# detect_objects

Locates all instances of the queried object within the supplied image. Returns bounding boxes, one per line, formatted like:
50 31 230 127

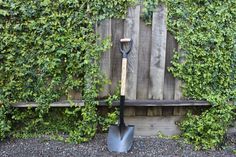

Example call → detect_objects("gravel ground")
0 133 235 157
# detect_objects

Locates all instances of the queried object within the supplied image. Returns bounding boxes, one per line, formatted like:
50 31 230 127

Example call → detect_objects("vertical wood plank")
110 19 124 94
173 107 188 116
163 32 177 100
174 48 184 100
149 4 167 100
123 5 140 99
135 107 147 116
97 19 112 98
137 20 152 99
162 107 173 116
174 80 183 100
147 107 162 116
124 107 136 116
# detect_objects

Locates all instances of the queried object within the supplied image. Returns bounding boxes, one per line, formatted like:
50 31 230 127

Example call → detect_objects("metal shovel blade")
107 124 134 153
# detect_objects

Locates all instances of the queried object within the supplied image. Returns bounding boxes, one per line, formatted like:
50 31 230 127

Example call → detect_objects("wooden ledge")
12 100 209 108
99 99 209 106
12 100 84 108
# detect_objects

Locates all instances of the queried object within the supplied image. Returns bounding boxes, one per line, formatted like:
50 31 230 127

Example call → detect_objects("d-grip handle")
119 38 133 58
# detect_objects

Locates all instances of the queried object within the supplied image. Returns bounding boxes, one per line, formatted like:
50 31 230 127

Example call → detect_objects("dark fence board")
164 32 177 99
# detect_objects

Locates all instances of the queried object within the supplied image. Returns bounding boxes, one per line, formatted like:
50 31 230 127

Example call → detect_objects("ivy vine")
0 0 235 150
166 0 236 149
0 0 133 142
142 0 236 150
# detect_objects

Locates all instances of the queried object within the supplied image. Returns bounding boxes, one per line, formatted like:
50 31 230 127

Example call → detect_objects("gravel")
0 133 235 157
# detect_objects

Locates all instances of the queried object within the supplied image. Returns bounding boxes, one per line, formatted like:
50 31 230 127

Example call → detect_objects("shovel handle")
120 58 127 96
119 38 132 128
119 38 132 58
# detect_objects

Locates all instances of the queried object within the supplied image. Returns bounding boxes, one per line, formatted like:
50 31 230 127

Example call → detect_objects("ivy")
1 0 235 149
141 0 236 149
0 0 133 142
166 0 236 149
141 0 159 24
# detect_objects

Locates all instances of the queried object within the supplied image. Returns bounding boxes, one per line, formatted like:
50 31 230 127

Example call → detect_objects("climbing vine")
0 0 235 149
0 0 133 142
142 0 236 149
166 0 236 149
141 0 158 24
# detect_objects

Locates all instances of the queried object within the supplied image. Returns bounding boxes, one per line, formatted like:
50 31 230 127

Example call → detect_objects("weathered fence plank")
124 107 136 116
149 4 167 100
147 107 162 116
124 5 140 99
174 49 183 100
12 100 84 108
175 80 183 100
110 19 124 94
97 19 112 97
13 100 209 108
162 107 174 116
173 106 189 116
137 20 152 99
125 116 182 136
135 107 147 116
164 32 177 100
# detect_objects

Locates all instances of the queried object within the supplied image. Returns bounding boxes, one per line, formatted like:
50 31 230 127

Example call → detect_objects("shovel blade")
107 125 134 153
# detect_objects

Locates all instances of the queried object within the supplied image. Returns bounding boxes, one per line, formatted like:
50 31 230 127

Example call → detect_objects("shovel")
107 38 135 153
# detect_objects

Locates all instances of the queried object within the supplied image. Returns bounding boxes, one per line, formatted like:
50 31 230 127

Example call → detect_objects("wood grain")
173 107 188 116
162 107 174 116
149 4 167 100
174 41 184 100
125 116 183 136
123 5 140 99
13 100 209 107
12 100 84 107
147 107 162 116
99 99 209 106
120 58 128 96
110 19 124 94
97 19 112 98
137 20 152 99
164 32 177 100
135 107 147 116
124 107 136 116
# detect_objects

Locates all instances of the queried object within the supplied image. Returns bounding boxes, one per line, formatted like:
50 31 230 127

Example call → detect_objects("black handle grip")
119 38 133 58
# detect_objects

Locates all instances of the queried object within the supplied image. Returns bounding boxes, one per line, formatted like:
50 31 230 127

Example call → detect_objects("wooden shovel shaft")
120 58 127 96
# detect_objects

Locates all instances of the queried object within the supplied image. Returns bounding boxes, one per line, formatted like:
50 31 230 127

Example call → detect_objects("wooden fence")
13 5 210 109
97 5 181 100
12 5 212 136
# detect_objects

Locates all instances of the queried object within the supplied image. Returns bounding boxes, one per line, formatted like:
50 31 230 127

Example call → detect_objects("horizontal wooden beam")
12 99 210 108
99 99 209 106
12 100 84 108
